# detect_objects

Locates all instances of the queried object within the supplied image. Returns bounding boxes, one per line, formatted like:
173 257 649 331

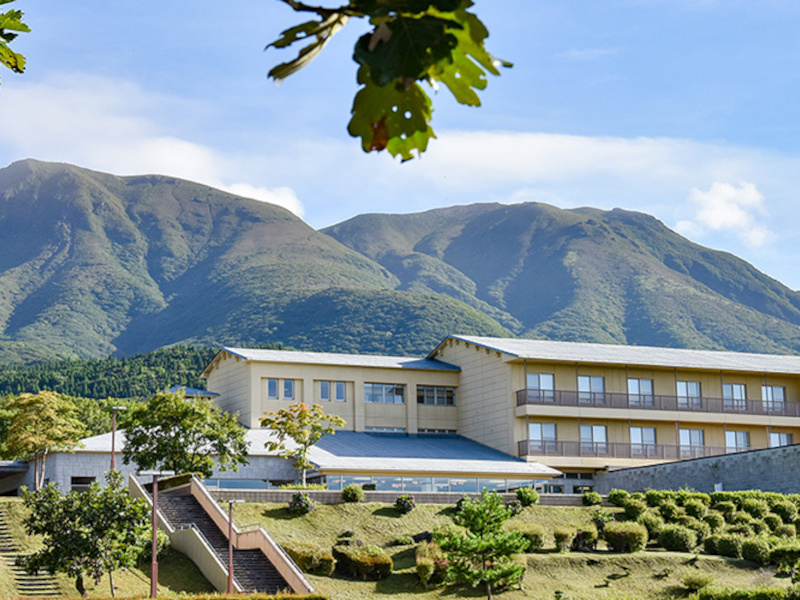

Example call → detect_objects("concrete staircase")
158 493 289 594
0 507 60 598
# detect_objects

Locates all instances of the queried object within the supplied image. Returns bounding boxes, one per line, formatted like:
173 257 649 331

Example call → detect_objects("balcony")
517 439 748 460
515 389 800 417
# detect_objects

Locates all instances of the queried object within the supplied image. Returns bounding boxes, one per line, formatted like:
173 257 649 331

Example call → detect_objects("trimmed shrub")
590 508 614 534
682 570 715 592
714 500 737 518
731 511 756 526
777 524 798 539
341 484 365 503
283 541 335 576
520 526 546 552
715 534 744 558
571 528 599 552
741 537 772 565
554 527 576 552
645 489 666 507
659 501 683 522
771 544 800 578
505 500 523 515
726 523 754 537
774 501 799 524
695 587 793 600
393 536 414 546
288 492 315 516
516 487 540 507
603 521 648 553
395 494 416 515
658 524 698 552
582 491 602 506
623 498 648 521
608 489 630 507
752 519 770 535
742 499 770 519
685 498 708 519
637 511 665 539
764 514 783 532
333 544 393 580
704 511 726 532
704 533 723 555
684 518 712 544
630 491 646 502
415 542 448 586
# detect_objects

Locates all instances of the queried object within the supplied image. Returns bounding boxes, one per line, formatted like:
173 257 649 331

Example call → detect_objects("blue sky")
2 1 800 289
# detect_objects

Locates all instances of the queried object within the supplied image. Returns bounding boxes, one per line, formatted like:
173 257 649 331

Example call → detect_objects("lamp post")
139 470 175 598
227 499 245 594
110 406 127 471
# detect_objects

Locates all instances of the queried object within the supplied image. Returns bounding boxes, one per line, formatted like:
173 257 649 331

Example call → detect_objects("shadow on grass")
437 506 458 518
261 506 294 520
373 506 402 518
375 572 430 595
391 546 417 570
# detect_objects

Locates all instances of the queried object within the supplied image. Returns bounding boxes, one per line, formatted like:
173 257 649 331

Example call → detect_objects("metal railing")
515 389 800 417
174 524 244 592
517 439 757 460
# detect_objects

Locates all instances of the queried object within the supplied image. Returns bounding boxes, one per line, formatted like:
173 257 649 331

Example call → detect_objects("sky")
2 1 800 289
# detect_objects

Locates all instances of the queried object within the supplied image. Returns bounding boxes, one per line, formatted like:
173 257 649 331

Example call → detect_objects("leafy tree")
435 489 529 600
18 470 150 597
0 0 28 84
260 402 346 486
3 391 86 490
268 0 508 160
121 388 249 478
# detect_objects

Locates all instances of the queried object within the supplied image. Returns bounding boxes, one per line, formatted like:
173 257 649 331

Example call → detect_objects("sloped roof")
433 335 800 375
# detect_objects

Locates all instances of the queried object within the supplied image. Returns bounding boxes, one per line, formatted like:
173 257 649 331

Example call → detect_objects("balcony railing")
515 389 800 417
518 439 749 460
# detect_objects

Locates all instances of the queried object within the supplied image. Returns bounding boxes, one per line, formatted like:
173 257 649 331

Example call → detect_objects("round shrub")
333 544 393 580
659 501 682 523
645 489 666 508
770 544 800 576
571 528 599 552
765 514 783 531
715 534 743 558
395 494 416 515
714 500 737 519
591 508 614 534
288 492 315 516
631 492 646 502
776 524 797 539
742 498 771 519
521 526 546 552
704 533 722 555
683 518 712 544
341 484 365 503
416 542 448 586
582 491 603 506
703 511 725 532
637 511 665 539
682 571 715 592
603 521 648 553
773 501 799 524
730 511 755 526
516 487 540 507
726 523 754 536
283 541 336 576
624 498 648 521
751 519 771 535
658 524 698 553
554 527 576 552
684 499 707 519
742 537 773 565
608 489 630 507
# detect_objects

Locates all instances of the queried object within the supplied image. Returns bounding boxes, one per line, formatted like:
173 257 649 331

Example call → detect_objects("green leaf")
267 13 349 83
357 0 462 17
0 5 28 82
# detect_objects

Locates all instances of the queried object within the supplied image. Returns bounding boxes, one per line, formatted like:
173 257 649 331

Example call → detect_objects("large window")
528 422 557 453
630 426 656 455
578 376 605 404
677 380 702 409
526 373 555 401
723 383 747 411
770 432 793 448
580 424 607 454
680 428 705 458
417 386 456 406
725 430 750 453
365 383 405 404
628 379 654 406
319 381 347 402
762 385 786 413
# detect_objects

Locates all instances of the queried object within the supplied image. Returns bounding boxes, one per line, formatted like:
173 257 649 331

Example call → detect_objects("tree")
268 0 507 161
18 470 150 597
260 402 346 487
121 388 249 478
4 391 86 490
0 0 28 84
435 489 529 600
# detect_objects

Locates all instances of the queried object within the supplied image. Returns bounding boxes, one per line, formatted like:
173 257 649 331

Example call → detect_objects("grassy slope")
232 501 786 600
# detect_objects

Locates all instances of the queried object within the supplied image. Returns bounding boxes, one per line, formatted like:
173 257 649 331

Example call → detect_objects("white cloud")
223 183 304 218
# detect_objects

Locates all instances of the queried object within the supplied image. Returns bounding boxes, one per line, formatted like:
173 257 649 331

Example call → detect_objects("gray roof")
436 336 800 375
217 347 460 372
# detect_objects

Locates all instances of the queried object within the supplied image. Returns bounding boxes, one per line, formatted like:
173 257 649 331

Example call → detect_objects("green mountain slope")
0 160 507 363
324 203 800 354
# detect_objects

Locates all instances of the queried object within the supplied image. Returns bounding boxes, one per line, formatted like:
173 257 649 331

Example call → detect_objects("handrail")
173 524 243 592
516 388 800 417
517 439 760 460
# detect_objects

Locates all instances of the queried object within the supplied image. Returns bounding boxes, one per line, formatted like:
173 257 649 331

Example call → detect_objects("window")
679 428 705 457
71 476 95 493
365 383 405 404
419 428 457 435
762 385 786 413
628 378 654 406
320 380 346 402
365 426 405 433
723 383 747 411
267 378 278 399
417 386 456 406
725 430 750 453
578 376 605 404
580 424 607 454
283 379 294 400
677 380 702 409
320 381 330 402
770 432 793 447
630 426 656 455
528 422 557 453
335 381 346 402
526 373 555 401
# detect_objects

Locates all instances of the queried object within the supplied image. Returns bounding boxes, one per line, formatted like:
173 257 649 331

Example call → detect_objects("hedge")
742 537 772 565
416 542 448 586
520 526 546 552
659 524 698 552
333 544 393 580
603 521 648 553
283 541 336 576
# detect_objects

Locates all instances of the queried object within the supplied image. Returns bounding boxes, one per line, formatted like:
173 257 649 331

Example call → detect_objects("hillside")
324 203 800 354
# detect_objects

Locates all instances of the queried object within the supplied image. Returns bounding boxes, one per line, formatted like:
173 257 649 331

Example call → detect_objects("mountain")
323 203 800 354
0 160 507 363
2 158 799 365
